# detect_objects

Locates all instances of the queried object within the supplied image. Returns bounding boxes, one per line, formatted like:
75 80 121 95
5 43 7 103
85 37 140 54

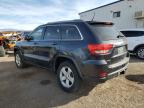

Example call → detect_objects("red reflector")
99 71 107 78
88 44 113 55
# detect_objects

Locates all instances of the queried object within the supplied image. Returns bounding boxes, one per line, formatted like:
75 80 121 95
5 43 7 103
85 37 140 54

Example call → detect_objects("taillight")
88 44 113 55
99 71 107 78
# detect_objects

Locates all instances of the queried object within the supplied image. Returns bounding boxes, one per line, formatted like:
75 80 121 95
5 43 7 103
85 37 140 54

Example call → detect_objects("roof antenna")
91 12 95 22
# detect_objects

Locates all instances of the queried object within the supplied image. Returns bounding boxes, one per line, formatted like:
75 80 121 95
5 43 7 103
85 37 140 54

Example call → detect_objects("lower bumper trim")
108 64 128 76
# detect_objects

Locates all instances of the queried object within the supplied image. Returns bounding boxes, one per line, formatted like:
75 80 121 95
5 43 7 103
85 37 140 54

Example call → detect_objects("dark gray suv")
14 20 129 92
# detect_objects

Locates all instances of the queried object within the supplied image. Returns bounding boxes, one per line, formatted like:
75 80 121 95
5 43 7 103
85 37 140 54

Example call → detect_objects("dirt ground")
0 55 144 108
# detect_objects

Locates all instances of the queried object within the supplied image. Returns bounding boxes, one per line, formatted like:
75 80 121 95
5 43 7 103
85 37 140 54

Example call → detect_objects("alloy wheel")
137 48 144 59
59 66 74 88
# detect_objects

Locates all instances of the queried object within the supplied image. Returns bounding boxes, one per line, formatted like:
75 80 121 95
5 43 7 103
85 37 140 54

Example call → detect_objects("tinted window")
121 31 144 37
61 25 81 40
44 26 60 40
30 27 43 40
88 24 123 41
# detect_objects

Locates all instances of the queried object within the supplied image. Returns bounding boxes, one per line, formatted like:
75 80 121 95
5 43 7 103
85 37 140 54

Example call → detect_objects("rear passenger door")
38 25 61 67
60 24 83 59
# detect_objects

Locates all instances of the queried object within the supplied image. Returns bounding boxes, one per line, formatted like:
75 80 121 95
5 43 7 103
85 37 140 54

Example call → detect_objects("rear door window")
44 26 60 40
88 23 123 41
61 25 81 40
121 31 144 37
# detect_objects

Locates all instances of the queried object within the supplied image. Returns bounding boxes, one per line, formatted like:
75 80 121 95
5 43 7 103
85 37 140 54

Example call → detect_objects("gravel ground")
0 55 144 108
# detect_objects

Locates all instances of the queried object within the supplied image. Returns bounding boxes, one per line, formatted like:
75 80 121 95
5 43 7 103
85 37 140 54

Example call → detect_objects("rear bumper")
81 56 129 80
101 63 128 81
108 64 128 76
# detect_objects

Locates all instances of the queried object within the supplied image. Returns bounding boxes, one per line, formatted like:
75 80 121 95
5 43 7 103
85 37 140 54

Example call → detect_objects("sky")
0 0 118 30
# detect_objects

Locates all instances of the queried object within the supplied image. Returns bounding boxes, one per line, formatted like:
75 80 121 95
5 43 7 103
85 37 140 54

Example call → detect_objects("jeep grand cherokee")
14 20 129 92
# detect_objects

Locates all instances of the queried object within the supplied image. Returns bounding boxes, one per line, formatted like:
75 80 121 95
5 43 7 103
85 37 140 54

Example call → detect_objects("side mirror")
25 35 33 41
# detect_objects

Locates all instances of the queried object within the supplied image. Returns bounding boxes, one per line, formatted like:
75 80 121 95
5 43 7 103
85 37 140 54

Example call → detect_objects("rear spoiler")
86 21 114 25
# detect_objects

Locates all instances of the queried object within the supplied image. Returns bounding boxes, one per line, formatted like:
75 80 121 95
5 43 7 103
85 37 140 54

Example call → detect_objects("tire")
136 47 144 60
15 51 27 68
57 61 80 93
0 46 5 57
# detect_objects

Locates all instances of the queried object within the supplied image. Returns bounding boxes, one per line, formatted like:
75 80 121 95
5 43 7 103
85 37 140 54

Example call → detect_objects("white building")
79 0 144 29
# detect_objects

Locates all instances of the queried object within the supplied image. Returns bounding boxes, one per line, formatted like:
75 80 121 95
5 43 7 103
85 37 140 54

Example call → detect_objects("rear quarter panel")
127 36 144 51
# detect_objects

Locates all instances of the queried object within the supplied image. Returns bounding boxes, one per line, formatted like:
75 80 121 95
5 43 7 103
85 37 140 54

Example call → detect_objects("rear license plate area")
113 46 126 56
117 46 124 54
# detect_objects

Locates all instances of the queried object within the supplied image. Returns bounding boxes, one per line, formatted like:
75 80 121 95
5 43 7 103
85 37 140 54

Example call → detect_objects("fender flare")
134 44 144 52
53 55 83 79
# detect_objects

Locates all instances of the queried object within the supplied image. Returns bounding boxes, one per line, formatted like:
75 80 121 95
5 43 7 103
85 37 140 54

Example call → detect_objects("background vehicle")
0 33 6 56
0 31 22 54
14 20 129 92
120 29 144 59
0 33 5 56
0 46 5 57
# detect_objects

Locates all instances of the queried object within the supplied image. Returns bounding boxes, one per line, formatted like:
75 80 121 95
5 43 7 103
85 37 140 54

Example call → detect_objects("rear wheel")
57 61 80 92
15 51 28 68
136 47 144 59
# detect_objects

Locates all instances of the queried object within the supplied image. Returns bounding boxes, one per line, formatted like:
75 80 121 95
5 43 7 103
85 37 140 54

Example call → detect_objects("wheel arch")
14 46 19 54
54 55 83 79
14 46 22 55
134 44 144 52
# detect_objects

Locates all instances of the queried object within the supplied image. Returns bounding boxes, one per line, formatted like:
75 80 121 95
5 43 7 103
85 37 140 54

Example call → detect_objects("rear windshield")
88 24 123 41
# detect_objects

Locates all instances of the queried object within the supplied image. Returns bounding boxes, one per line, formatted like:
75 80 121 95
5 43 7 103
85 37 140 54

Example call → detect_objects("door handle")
51 43 57 45
34 42 38 45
